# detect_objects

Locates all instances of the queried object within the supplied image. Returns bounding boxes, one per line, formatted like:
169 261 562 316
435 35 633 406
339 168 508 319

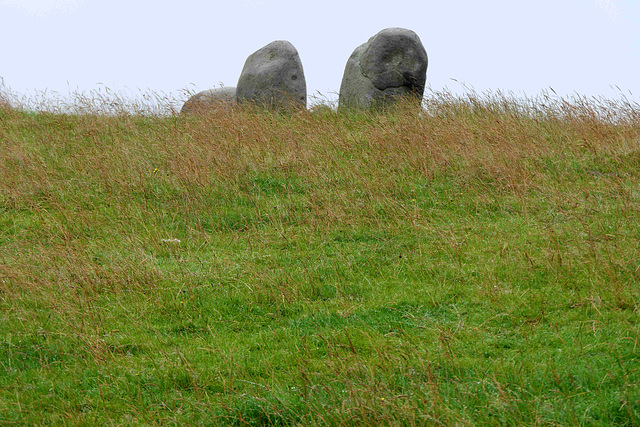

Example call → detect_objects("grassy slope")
0 95 639 425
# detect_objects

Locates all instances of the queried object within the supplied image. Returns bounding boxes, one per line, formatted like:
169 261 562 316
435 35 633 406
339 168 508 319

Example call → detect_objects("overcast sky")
1 0 639 106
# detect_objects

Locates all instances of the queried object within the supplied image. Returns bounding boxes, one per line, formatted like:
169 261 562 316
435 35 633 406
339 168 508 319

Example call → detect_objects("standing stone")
339 28 428 111
181 87 236 114
236 40 307 110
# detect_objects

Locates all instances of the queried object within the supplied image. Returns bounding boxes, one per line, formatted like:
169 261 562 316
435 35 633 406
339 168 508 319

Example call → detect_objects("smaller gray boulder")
236 40 306 110
181 87 236 114
339 28 428 111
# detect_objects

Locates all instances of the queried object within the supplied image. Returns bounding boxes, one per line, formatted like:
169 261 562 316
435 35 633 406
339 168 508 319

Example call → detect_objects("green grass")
0 92 639 425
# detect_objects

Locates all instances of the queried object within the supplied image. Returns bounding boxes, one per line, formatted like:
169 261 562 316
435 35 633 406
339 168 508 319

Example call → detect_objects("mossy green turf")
0 105 638 425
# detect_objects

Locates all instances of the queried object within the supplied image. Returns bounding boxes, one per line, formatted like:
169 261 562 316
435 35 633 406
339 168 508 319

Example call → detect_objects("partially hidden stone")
339 28 428 111
181 87 236 114
236 40 307 110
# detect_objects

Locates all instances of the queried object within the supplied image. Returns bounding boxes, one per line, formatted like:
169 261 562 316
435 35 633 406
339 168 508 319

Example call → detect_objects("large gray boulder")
181 87 236 114
236 40 307 110
339 28 428 111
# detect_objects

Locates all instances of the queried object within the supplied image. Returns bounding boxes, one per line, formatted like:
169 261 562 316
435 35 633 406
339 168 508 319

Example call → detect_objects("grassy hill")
1 92 639 425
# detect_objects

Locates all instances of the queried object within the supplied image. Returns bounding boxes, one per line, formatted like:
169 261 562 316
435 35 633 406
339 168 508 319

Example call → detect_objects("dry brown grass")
3 90 640 294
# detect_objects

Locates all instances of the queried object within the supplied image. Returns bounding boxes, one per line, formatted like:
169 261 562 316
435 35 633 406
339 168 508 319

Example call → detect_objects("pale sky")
1 0 639 107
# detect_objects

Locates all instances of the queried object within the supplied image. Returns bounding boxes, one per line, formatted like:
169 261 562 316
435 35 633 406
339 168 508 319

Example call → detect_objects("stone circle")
236 40 307 110
339 28 428 110
181 87 236 114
